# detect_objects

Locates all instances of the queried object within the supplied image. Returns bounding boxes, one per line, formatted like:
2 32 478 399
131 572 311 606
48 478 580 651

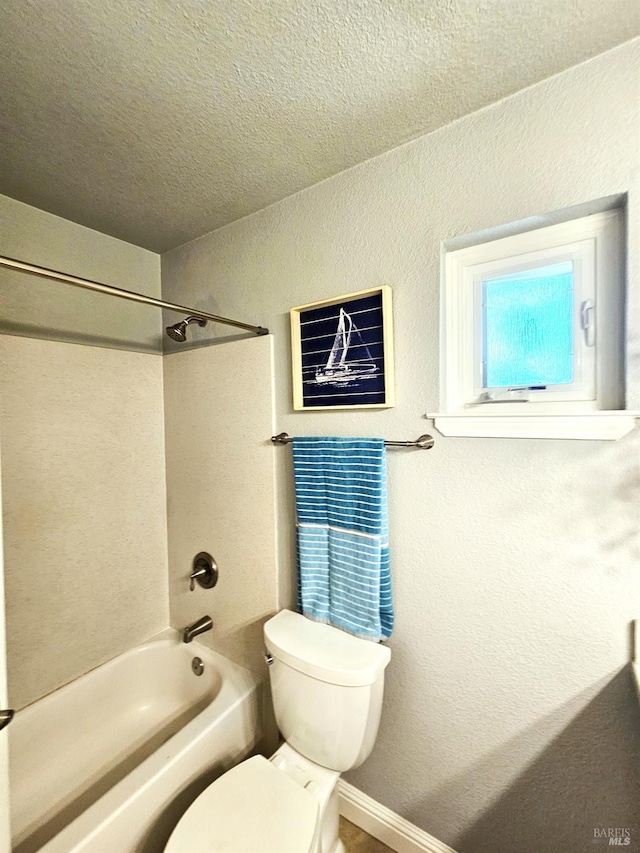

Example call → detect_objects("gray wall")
161 41 640 852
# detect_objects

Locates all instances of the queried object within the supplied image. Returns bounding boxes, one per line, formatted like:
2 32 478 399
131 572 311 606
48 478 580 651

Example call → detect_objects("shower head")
166 316 207 342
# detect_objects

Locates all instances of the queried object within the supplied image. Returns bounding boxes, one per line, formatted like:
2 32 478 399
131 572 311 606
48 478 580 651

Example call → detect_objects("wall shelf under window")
426 411 639 441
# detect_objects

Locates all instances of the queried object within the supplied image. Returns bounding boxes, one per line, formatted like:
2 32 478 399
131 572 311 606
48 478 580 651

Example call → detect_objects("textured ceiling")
1 1 639 253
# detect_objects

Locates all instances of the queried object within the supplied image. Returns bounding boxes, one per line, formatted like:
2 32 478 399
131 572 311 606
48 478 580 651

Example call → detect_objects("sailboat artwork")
313 307 379 386
291 287 395 410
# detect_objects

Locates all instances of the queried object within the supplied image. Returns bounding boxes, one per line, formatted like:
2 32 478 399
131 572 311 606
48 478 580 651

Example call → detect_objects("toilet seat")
164 755 319 853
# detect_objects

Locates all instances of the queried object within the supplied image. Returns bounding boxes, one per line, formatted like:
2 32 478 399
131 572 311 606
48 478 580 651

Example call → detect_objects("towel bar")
271 432 434 449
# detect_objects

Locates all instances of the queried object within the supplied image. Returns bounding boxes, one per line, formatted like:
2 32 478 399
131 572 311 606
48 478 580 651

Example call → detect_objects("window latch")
581 299 595 347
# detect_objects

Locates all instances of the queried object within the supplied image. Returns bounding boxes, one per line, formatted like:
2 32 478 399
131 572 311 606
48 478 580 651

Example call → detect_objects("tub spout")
183 615 213 643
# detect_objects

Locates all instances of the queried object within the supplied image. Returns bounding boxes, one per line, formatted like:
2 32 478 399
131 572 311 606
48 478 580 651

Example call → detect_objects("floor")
339 817 395 852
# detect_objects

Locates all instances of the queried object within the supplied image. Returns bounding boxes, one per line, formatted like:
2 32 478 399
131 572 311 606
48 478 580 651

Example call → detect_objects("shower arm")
0 255 269 337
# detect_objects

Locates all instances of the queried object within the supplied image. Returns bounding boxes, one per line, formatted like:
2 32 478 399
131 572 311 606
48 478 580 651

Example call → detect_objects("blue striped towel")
293 436 393 641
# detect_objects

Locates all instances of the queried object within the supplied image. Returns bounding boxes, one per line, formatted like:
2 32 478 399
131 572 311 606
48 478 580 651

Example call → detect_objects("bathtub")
9 629 263 853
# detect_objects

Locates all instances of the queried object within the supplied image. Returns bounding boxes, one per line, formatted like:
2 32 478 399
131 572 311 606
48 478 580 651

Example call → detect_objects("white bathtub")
9 629 263 853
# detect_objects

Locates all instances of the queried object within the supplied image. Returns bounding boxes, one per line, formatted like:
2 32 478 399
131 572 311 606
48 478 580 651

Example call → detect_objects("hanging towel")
293 436 393 641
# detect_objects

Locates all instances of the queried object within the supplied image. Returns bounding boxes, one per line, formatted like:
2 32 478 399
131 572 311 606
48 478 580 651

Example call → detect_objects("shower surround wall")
161 41 640 853
0 195 169 710
163 335 278 677
0 195 162 351
0 193 279 712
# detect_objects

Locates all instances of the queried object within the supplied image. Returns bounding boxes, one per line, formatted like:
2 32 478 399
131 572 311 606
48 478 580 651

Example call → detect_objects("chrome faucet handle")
189 567 207 592
189 553 219 591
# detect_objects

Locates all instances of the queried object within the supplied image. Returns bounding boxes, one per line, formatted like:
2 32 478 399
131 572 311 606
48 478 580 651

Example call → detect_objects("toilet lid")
164 756 319 853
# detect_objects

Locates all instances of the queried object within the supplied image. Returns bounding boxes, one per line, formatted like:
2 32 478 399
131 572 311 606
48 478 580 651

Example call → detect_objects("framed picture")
290 286 394 410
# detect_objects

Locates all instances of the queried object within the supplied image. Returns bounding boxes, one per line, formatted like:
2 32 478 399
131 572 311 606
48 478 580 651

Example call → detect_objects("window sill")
425 411 640 440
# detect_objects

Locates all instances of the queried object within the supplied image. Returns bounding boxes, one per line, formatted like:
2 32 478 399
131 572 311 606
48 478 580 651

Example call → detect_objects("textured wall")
163 336 278 676
0 199 168 710
0 337 169 710
161 42 640 851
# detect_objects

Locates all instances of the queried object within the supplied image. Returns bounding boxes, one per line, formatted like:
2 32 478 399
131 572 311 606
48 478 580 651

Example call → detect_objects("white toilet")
164 609 391 853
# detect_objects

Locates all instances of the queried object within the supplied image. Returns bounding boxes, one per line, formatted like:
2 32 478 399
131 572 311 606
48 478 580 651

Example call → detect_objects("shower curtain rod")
271 432 435 449
0 255 269 336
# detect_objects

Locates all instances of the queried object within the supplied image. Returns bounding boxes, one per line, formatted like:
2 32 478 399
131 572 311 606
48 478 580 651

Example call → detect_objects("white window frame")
430 208 636 440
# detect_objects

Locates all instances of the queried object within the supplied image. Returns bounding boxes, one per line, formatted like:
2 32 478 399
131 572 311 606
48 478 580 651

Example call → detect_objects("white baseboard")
338 780 458 853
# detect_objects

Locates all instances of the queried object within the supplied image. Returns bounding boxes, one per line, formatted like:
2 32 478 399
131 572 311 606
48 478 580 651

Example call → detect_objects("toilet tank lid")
264 610 391 687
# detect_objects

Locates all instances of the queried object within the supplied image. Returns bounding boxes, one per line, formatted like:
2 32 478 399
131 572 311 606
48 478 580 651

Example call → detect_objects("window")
431 207 635 439
482 261 577 390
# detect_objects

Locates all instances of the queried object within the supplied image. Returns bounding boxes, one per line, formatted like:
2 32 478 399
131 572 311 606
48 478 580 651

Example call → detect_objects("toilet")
164 609 391 853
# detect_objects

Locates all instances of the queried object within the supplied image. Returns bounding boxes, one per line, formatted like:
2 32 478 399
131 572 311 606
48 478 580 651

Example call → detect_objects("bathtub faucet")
183 615 213 643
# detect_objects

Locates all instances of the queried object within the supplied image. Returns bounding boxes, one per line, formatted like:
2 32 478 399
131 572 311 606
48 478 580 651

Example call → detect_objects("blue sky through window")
483 262 574 388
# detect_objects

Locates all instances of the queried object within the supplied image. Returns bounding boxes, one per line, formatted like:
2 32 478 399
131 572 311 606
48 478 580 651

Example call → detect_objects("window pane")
483 262 574 388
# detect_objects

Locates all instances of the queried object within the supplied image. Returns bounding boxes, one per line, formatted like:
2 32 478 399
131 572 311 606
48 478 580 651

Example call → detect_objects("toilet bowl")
163 754 321 853
164 610 391 853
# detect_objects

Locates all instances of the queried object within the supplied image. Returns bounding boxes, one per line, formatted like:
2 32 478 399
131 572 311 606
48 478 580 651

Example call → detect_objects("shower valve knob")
189 568 207 591
189 552 218 591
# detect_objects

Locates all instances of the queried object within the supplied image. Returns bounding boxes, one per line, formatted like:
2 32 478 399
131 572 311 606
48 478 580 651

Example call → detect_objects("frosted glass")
483 262 574 388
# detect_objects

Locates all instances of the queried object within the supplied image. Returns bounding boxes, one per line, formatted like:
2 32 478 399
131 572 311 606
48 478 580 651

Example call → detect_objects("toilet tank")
264 610 391 772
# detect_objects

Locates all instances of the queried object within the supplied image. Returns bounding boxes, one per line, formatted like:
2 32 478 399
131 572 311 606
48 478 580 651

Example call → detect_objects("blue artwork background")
299 292 386 407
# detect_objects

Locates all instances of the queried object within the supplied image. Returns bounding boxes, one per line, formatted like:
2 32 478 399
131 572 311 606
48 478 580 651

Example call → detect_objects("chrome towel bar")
271 432 434 449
